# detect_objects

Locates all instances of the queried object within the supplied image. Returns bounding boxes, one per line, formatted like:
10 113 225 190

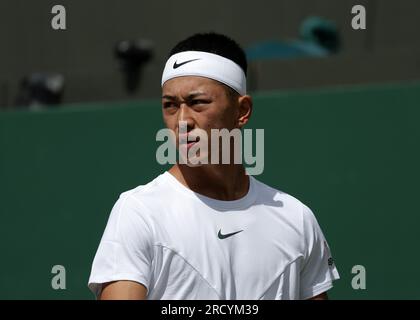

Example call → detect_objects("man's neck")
168 163 250 201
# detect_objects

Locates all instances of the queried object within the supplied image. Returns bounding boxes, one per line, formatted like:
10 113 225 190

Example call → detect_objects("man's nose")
178 103 194 131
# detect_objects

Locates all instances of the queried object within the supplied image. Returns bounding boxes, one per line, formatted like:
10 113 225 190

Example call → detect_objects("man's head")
161 32 252 165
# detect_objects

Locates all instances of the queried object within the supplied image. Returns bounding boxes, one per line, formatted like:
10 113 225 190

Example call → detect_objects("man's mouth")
187 136 200 149
179 134 200 149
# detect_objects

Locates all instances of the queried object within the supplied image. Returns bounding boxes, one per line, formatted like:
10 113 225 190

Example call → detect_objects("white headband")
161 51 247 95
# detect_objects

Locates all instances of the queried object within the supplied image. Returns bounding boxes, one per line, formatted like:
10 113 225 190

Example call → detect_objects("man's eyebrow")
186 92 207 99
162 92 208 100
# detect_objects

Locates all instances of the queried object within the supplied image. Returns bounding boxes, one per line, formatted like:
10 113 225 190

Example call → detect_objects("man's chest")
149 206 303 297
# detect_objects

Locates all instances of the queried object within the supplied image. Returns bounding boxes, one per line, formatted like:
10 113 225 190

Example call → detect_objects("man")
88 32 340 300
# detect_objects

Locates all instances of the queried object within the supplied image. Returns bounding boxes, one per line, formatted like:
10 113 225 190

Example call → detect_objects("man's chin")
178 153 209 168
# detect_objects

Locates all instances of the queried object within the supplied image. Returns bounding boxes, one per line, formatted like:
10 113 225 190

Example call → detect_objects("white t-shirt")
88 171 340 299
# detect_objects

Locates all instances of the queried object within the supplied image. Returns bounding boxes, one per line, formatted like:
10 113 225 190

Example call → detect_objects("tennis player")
88 32 340 300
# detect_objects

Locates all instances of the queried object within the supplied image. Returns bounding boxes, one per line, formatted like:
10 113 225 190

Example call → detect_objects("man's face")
162 76 242 164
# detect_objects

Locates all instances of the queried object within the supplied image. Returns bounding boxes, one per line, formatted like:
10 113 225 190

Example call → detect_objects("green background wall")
1 82 419 299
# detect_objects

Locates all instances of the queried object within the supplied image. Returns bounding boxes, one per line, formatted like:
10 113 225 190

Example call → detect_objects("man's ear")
237 95 253 128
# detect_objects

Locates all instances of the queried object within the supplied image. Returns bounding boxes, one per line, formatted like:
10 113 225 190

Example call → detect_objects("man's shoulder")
251 177 321 230
254 178 324 236
120 173 165 198
114 172 169 212
251 176 307 212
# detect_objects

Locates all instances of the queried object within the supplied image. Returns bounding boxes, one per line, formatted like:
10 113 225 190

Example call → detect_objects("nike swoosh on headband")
173 58 201 69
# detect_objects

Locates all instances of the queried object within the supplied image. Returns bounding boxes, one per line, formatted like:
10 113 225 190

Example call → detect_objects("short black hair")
169 32 248 76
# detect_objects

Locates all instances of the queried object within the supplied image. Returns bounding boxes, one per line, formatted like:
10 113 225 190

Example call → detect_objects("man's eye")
163 102 177 109
191 100 209 105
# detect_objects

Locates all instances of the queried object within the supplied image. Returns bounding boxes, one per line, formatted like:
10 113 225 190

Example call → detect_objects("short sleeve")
300 204 340 299
87 193 154 299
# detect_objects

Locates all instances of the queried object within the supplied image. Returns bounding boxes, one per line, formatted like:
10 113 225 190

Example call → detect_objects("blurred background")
0 0 419 299
1 0 419 107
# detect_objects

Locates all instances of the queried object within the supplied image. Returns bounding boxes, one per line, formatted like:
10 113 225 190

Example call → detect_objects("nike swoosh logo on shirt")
173 58 200 69
218 229 244 239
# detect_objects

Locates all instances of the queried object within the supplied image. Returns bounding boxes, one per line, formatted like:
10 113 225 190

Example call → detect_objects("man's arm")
308 292 328 300
99 281 148 300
